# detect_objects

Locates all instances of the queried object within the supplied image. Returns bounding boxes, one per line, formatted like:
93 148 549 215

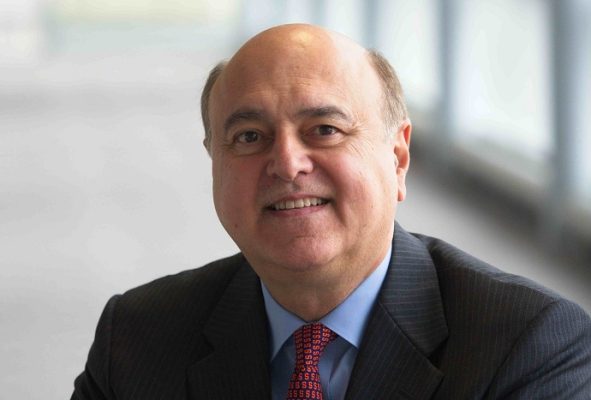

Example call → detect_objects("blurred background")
1 0 590 398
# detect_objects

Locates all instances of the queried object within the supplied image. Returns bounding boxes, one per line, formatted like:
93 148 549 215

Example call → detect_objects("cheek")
213 160 238 215
353 163 397 223
333 149 396 198
213 158 260 217
324 157 376 225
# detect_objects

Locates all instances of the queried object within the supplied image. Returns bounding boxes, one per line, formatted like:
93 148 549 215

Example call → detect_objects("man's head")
201 24 411 314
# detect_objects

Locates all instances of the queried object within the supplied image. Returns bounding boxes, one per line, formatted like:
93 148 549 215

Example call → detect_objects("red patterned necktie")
286 323 337 400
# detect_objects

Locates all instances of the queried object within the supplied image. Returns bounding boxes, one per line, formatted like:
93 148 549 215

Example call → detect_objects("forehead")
209 31 382 124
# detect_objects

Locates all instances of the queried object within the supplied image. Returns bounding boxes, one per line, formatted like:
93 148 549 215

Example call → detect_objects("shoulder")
411 233 591 397
110 253 257 390
91 253 252 358
112 252 248 324
120 253 246 302
414 233 589 330
414 233 567 314
72 253 254 398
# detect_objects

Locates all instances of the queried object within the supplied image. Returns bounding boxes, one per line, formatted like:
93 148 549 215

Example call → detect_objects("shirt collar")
261 246 391 360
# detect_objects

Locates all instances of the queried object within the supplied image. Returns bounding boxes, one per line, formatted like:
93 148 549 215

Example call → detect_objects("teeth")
272 198 327 211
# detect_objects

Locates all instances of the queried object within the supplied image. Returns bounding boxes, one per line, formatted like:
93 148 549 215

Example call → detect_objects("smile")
270 197 329 211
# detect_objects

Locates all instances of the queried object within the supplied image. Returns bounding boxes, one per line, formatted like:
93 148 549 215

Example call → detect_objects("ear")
202 137 212 157
394 119 412 202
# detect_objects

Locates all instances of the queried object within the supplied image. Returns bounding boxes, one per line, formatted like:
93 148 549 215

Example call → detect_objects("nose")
266 132 314 182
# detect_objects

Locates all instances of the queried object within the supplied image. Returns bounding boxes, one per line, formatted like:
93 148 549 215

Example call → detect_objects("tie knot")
293 323 336 368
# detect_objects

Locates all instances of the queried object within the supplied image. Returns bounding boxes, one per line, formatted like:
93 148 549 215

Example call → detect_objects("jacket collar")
345 223 448 400
186 256 271 399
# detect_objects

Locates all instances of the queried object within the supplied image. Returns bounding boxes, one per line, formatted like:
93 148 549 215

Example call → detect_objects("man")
72 24 591 399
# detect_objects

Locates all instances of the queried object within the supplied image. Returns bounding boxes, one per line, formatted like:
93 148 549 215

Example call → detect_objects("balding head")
201 24 407 153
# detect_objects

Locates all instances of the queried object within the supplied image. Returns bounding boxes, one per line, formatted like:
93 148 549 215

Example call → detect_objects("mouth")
266 197 329 211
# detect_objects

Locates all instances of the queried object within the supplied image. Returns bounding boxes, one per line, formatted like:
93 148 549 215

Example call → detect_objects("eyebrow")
222 105 351 134
296 106 351 122
223 109 266 134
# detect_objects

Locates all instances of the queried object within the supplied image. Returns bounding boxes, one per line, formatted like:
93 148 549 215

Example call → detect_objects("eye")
228 129 271 155
303 124 345 147
314 125 339 136
235 130 260 144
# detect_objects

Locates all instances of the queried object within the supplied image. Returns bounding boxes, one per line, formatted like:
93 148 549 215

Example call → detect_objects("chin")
239 231 344 270
275 246 339 271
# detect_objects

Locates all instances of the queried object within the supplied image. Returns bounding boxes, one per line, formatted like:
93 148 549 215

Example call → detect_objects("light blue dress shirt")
261 248 391 400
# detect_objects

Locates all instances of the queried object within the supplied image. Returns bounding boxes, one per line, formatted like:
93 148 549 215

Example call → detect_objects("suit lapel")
346 224 449 400
187 258 271 400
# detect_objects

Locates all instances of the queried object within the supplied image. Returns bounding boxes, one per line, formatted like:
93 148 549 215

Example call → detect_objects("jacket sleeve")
71 295 120 400
486 298 591 399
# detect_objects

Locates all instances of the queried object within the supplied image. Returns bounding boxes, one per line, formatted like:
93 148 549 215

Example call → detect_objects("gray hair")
201 60 227 153
366 49 408 137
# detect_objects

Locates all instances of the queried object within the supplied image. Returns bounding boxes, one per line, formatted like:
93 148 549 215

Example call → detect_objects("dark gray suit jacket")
72 224 591 399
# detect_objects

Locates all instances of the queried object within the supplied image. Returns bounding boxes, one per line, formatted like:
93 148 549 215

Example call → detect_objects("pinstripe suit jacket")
72 224 591 399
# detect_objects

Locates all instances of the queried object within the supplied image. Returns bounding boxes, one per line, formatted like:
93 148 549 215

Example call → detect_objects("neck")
262 259 381 321
266 283 350 322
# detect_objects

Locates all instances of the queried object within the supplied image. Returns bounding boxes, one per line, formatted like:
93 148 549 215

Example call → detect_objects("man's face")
208 27 410 288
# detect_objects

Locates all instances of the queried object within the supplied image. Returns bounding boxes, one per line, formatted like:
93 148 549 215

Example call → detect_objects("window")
452 0 552 170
